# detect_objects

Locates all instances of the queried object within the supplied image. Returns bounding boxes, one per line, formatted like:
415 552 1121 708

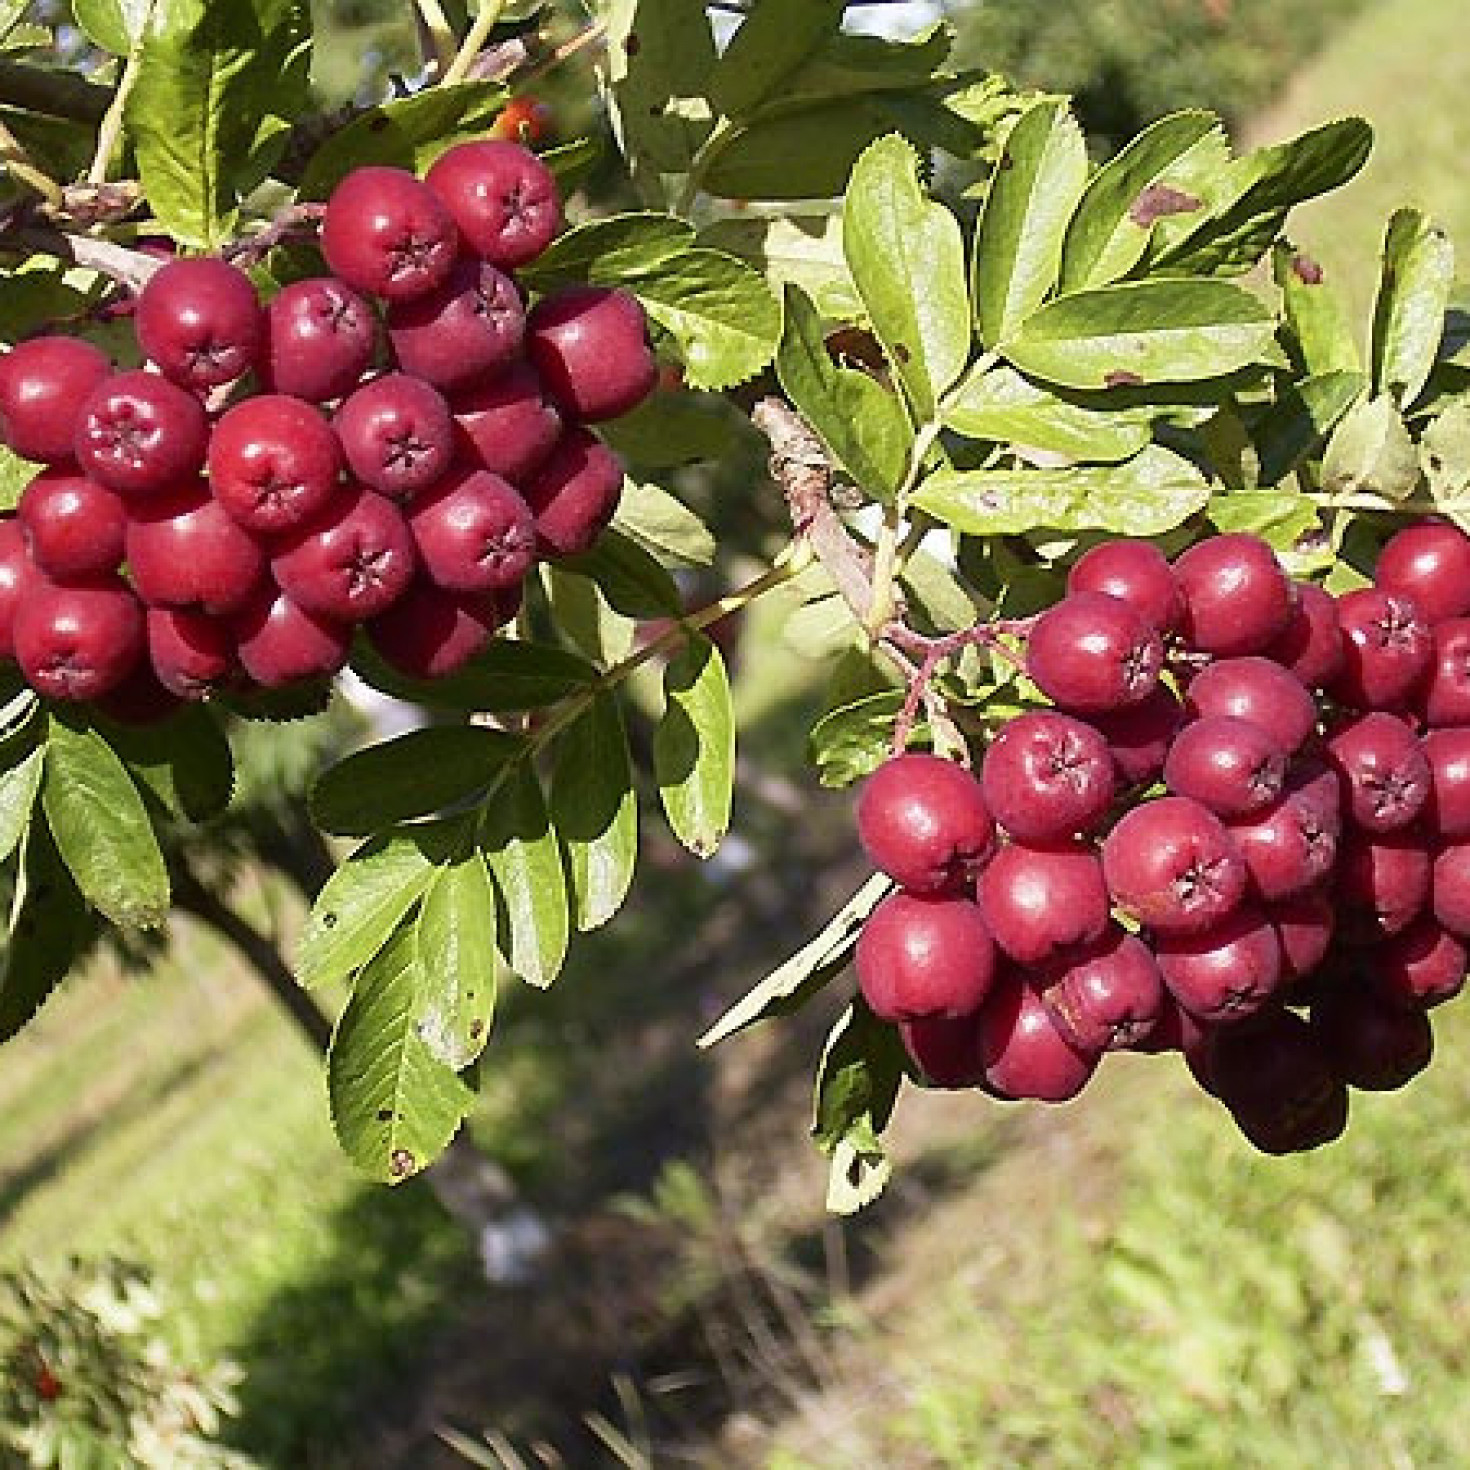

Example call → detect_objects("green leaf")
126 0 312 247
1207 490 1321 552
1253 370 1365 486
328 926 474 1185
812 1000 905 1216
479 763 568 990
775 285 912 500
298 818 469 990
1371 208 1454 411
0 824 90 1045
843 133 970 419
1422 398 1470 531
1272 244 1361 376
73 0 153 54
41 714 168 929
776 22 954 109
0 742 42 867
543 566 637 667
1060 111 1221 291
699 872 892 1048
653 632 734 859
521 212 694 290
350 638 599 713
612 481 716 567
1321 394 1420 505
101 704 234 824
0 448 38 512
808 691 912 788
311 726 522 838
414 850 498 1071
1001 279 1276 392
550 692 638 932
561 526 683 618
913 444 1210 538
973 101 1089 347
942 364 1152 463
706 0 843 120
698 213 859 321
599 391 736 471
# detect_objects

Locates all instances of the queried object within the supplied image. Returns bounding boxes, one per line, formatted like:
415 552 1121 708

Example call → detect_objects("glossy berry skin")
526 287 658 423
272 486 417 623
1174 533 1294 656
1335 830 1431 944
1025 591 1162 714
1164 715 1288 818
424 140 561 269
1325 712 1429 834
1228 790 1337 902
1420 617 1470 727
1209 1013 1348 1155
320 166 459 302
1269 890 1335 978
1422 727 1470 839
134 257 263 389
1287 759 1344 838
451 361 562 481
1102 796 1247 935
856 753 995 895
1183 656 1318 754
367 580 510 681
75 370 208 497
18 469 126 579
1375 521 1470 623
1040 928 1163 1053
208 395 342 534
979 710 1115 844
1084 686 1183 786
407 467 535 595
0 337 110 462
978 976 1096 1103
1432 842 1470 940
386 258 525 392
855 891 997 1022
1329 588 1431 711
1370 918 1467 1010
147 607 235 699
1313 988 1433 1091
899 1016 985 1089
1155 906 1282 1022
335 373 454 503
978 842 1110 966
127 481 268 616
261 277 378 403
1066 539 1181 633
0 518 30 660
1264 582 1344 689
14 576 143 700
523 427 624 559
230 586 351 688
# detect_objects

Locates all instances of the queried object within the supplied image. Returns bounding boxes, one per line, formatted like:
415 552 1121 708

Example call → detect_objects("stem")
88 29 150 185
414 0 459 75
677 119 736 215
442 0 507 87
9 227 163 291
225 202 326 266
0 118 61 209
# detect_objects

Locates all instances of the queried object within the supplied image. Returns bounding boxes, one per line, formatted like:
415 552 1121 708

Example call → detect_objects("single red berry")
230 586 351 687
147 607 236 699
978 974 1096 1103
1370 917 1467 1010
526 286 659 423
1025 591 1162 714
35 1365 61 1402
18 468 126 579
1183 655 1318 753
1335 829 1431 944
1419 616 1470 727
126 479 269 615
1155 905 1283 1022
980 710 1115 844
978 841 1110 966
855 753 995 894
451 361 562 482
1066 539 1182 633
1312 986 1433 1091
367 579 511 680
14 575 143 700
1227 788 1338 902
320 166 459 302
900 1014 986 1089
523 427 624 559
0 518 30 661
855 890 997 1021
1163 715 1288 818
1129 990 1213 1056
424 139 561 269
387 258 525 392
135 257 263 389
335 373 454 503
1039 927 1164 1052
1423 727 1470 839
1263 582 1344 689
490 96 554 146
1432 841 1470 940
1375 521 1470 623
1329 587 1431 711
75 369 209 497
208 394 343 534
0 336 110 462
407 466 536 595
1268 889 1335 978
1174 533 1295 656
1325 711 1430 833
1083 686 1183 786
261 276 379 403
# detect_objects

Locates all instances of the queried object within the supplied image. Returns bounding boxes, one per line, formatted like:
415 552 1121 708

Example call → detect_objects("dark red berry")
147 607 235 699
1432 841 1470 940
407 466 535 595
1313 986 1433 1091
96 661 183 726
1268 889 1335 978
75 369 209 497
135 257 263 389
126 479 268 615
1263 582 1344 689
1325 711 1429 833
1329 587 1431 711
523 427 624 559
367 579 511 680
978 841 1110 965
1164 715 1288 818
451 361 562 481
1335 829 1432 943
320 166 459 302
1370 917 1467 1010
1423 727 1470 839
978 975 1096 1102
1209 1011 1348 1154
1066 539 1181 633
900 1015 985 1089
1155 905 1282 1022
1039 927 1164 1052
856 890 997 1021
855 753 995 894
261 276 379 403
526 286 658 423
1375 521 1470 623
1183 656 1318 754
386 258 525 393
979 710 1115 844
0 518 30 661
1174 533 1294 656
1025 591 1162 714
335 373 454 503
230 586 351 687
208 394 342 534
0 336 110 462
1420 617 1470 727
424 139 561 269
1228 788 1338 901
14 575 143 700
18 468 126 578
1084 686 1183 786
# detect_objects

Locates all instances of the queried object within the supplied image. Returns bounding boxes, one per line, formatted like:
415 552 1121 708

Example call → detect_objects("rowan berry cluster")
856 524 1470 1154
0 140 656 720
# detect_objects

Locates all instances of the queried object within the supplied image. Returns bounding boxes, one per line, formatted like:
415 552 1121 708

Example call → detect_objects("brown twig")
224 202 327 266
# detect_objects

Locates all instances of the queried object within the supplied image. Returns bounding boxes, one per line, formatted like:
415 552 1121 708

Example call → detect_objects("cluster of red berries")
0 140 657 720
855 523 1470 1154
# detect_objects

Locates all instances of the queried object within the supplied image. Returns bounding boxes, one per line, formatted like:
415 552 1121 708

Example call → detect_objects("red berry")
1025 591 1162 714
0 336 110 462
1419 616 1470 726
855 753 994 894
1039 927 1164 1052
523 427 624 559
126 479 269 615
900 1015 985 1089
387 258 525 392
979 710 1115 844
18 468 126 578
855 890 997 1021
230 586 351 687
451 361 562 482
1174 533 1294 656
1335 829 1431 943
1313 986 1433 1091
1101 796 1247 934
1209 1011 1347 1154
135 257 263 389
1155 905 1282 1022
1268 889 1335 978
1183 656 1318 754
424 140 561 269
208 394 342 534
14 575 143 700
335 373 454 503
260 277 378 403
0 518 30 661
1329 587 1431 711
1164 715 1288 818
75 369 208 497
1083 686 1183 786
1423 727 1470 839
271 486 417 623
147 608 235 699
407 466 535 595
978 841 1110 966
490 96 554 146
1325 711 1429 833
978 975 1096 1102
1130 990 1213 1056
1227 788 1338 901
1432 841 1470 940
367 579 511 680
320 166 459 302
1375 521 1470 623
1370 917 1467 1010
1263 582 1344 689
1066 539 1182 633
526 286 658 423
